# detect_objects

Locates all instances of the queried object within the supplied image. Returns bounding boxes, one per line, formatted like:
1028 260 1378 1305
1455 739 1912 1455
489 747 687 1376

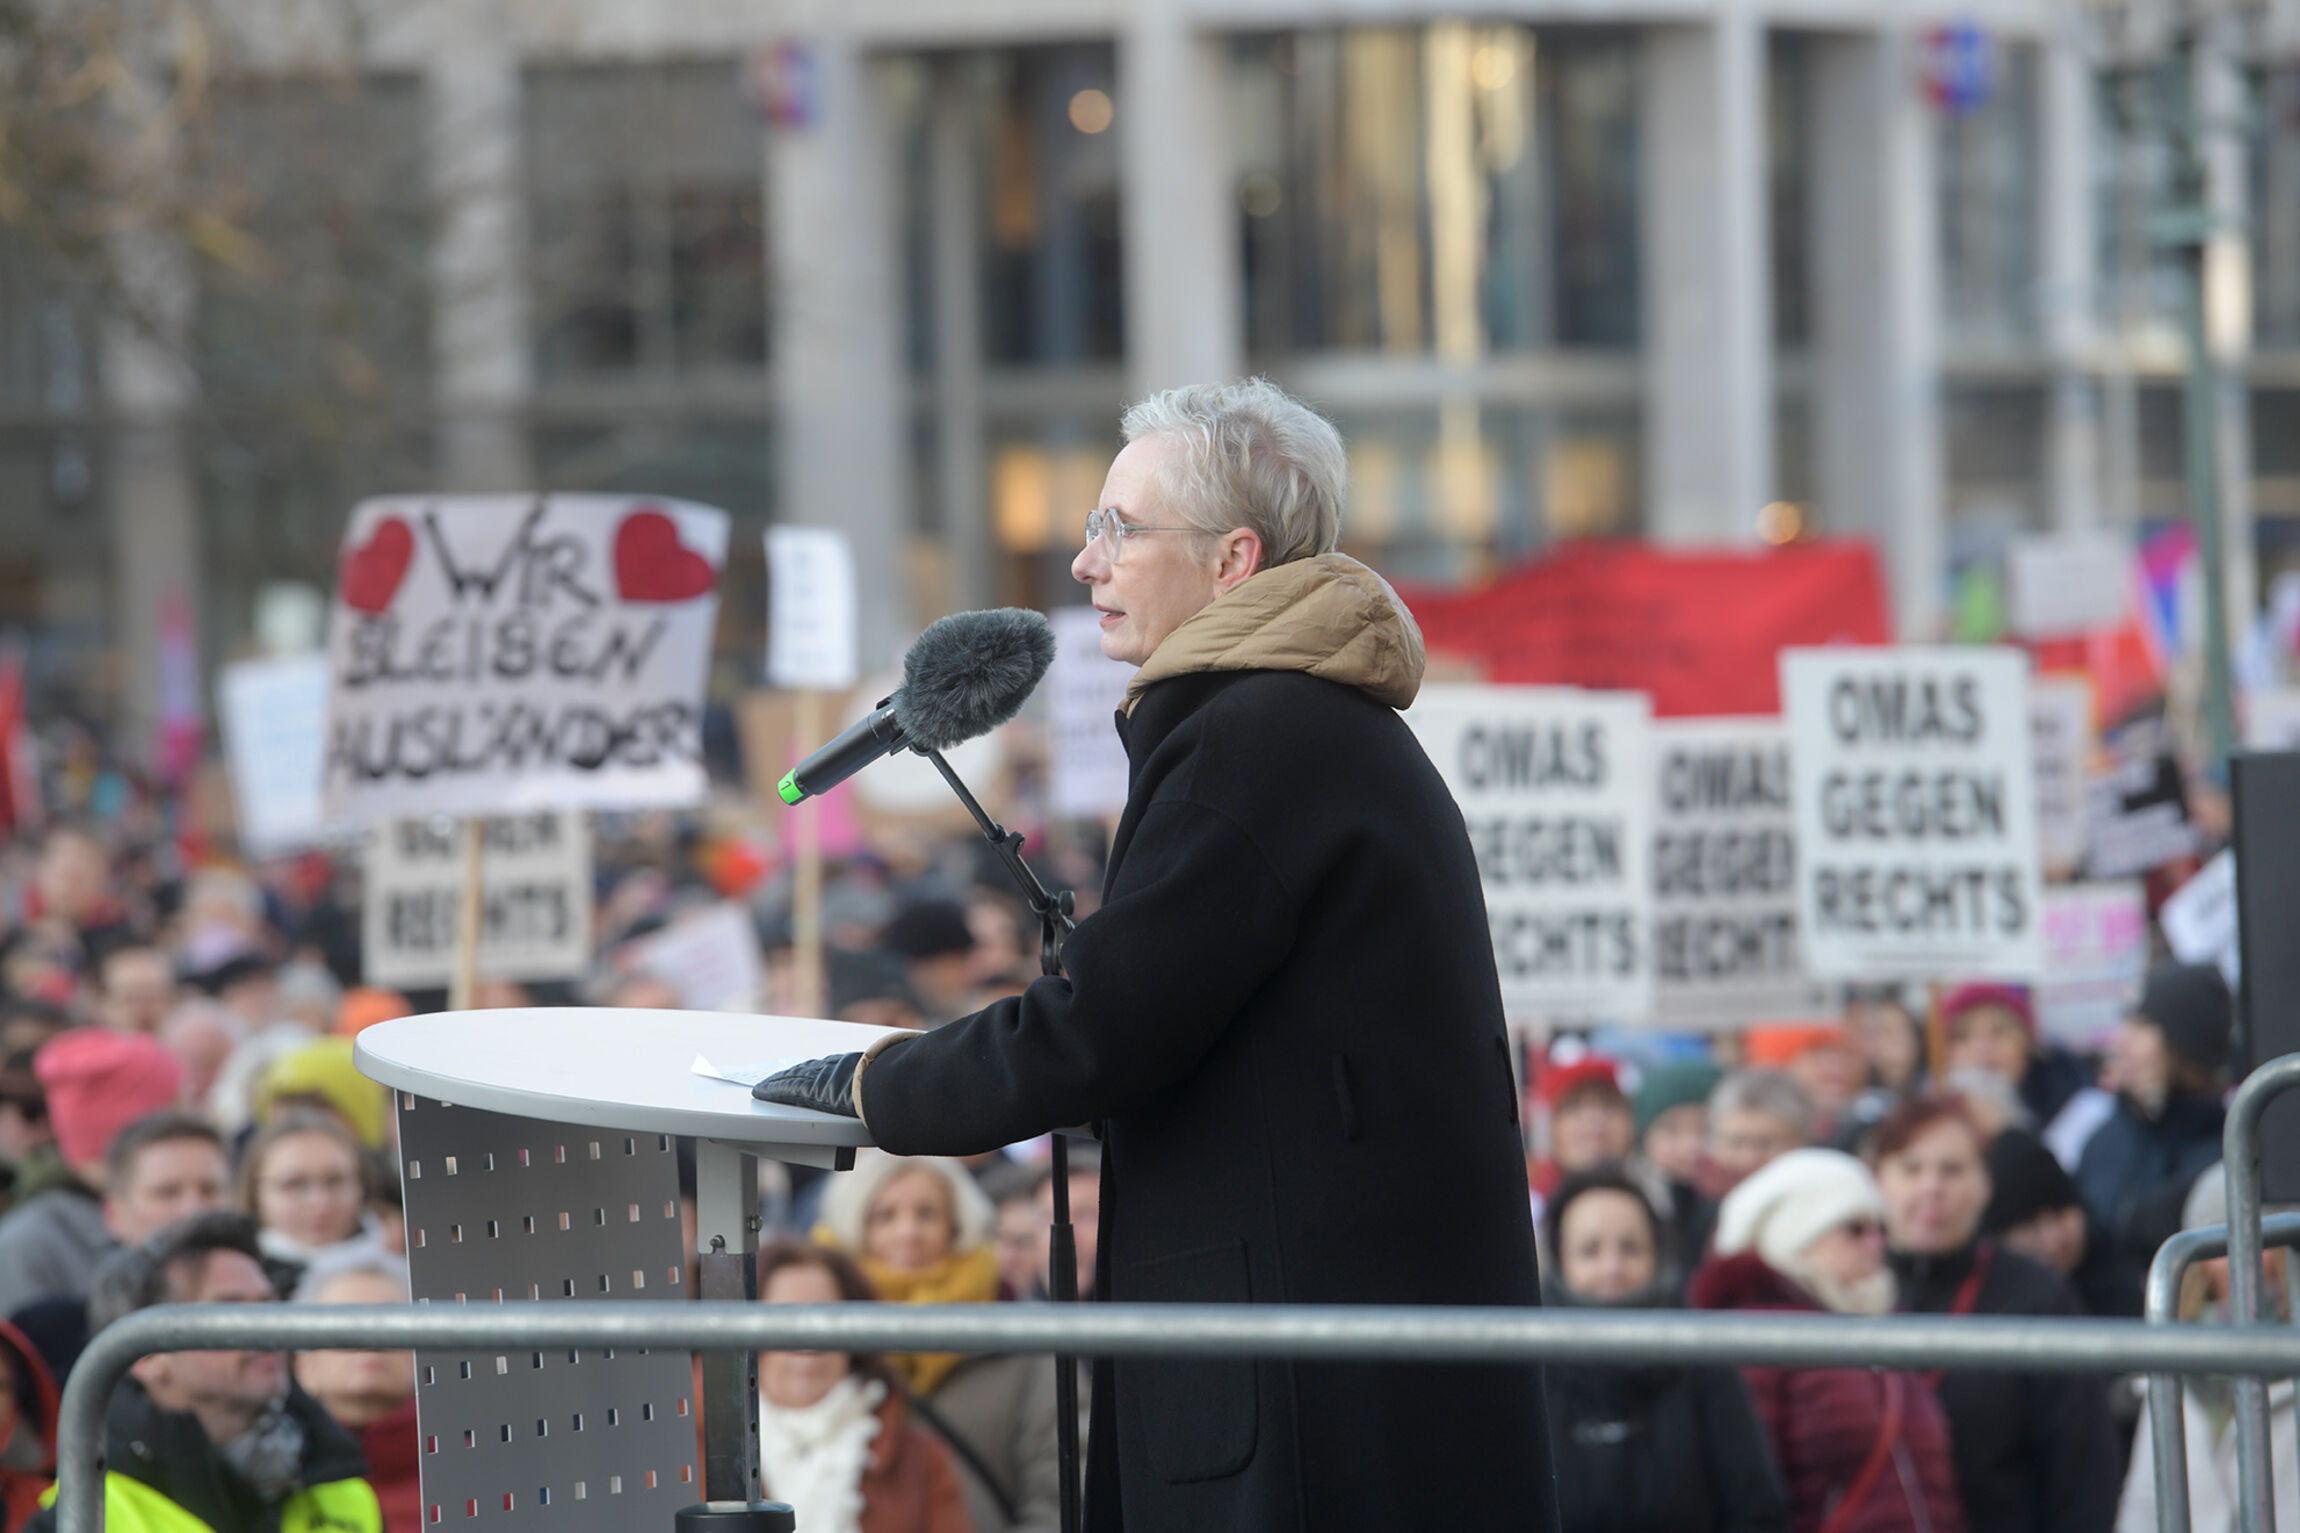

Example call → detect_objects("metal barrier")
55 1300 2300 1533
2226 1052 2300 1533
2145 1212 2300 1533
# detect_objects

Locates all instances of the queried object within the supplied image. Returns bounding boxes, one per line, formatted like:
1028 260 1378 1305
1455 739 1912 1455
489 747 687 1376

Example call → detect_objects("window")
1938 43 2041 348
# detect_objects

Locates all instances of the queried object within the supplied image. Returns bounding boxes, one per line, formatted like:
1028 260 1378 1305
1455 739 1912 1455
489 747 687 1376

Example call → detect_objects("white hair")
816 1148 995 1257
1120 377 1346 566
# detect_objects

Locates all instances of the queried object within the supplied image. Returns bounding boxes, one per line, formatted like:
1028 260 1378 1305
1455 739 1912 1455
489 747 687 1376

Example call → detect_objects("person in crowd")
601 971 685 1011
819 1152 1057 1533
1981 1129 2132 1317
829 951 930 1032
26 1211 379 1533
2115 1167 2297 1532
1705 1070 1814 1200
1746 1026 1866 1146
881 901 982 1026
755 1239 974 1533
987 1180 1045 1303
250 1037 391 1152
1845 985 1927 1102
1941 984 2107 1165
0 1317 60 1531
1542 1168 1788 1533
2076 964 2232 1292
236 1111 385 1288
30 827 128 963
156 1000 237 1109
1938 1068 2031 1142
1873 1096 2120 1533
95 946 174 1036
0 1034 184 1309
1631 1059 1721 1266
293 1250 419 1533
1031 1145 1099 1301
1532 1057 1636 1201
329 988 411 1040
0 1065 58 1215
1690 1149 1965 1533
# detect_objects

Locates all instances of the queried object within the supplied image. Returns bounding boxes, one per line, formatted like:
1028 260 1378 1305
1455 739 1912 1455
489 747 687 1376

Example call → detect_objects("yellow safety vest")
40 1469 382 1533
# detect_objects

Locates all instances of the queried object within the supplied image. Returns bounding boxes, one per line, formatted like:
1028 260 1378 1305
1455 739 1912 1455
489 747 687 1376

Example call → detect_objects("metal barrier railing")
2145 1212 2300 1533
56 1300 2300 1533
2225 1052 2300 1533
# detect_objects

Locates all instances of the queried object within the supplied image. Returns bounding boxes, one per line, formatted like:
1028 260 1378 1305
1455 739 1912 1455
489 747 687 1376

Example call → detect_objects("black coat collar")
1115 671 1247 778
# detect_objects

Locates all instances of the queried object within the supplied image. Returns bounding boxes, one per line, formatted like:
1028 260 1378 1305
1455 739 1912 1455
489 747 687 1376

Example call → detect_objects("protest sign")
362 812 593 989
1047 606 1132 819
2161 849 2239 987
2007 531 2132 639
1650 718 1830 1028
1782 646 2045 980
2029 677 2093 874
632 902 763 1011
766 526 858 691
217 654 334 858
2037 881 2148 1043
321 495 728 826
2084 725 2196 879
1404 685 1653 1019
2245 688 2300 751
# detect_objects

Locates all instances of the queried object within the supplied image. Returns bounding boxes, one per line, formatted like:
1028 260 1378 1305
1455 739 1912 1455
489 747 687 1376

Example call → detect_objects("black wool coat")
863 666 1558 1533
1545 1353 1789 1533
1889 1241 2122 1533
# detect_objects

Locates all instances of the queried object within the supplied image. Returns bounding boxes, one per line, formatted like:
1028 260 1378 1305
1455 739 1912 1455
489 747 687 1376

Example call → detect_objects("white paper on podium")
690 1053 809 1089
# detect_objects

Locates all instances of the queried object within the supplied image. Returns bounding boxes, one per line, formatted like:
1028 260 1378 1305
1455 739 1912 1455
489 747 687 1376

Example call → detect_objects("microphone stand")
921 748 1084 1533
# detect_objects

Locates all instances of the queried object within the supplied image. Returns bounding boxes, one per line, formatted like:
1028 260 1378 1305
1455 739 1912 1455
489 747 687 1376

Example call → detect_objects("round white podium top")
354 1008 886 1150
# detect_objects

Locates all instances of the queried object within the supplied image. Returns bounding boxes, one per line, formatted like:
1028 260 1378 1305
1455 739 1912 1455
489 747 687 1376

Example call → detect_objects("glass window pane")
1938 43 2041 347
1232 24 1639 357
973 46 1125 365
2252 68 2300 348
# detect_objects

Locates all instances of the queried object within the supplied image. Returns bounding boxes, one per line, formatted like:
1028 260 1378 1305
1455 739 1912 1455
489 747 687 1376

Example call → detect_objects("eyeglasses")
1838 1216 1885 1241
1083 507 1197 563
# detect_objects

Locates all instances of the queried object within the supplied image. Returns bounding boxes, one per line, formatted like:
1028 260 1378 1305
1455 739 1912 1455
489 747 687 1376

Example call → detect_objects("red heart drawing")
614 508 717 603
340 516 415 614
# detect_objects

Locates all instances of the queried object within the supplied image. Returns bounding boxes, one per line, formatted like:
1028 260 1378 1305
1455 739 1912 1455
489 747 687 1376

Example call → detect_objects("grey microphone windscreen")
893 608 1057 752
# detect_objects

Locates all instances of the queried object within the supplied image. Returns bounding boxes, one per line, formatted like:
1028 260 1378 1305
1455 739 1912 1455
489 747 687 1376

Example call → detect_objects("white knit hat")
1714 1148 1885 1274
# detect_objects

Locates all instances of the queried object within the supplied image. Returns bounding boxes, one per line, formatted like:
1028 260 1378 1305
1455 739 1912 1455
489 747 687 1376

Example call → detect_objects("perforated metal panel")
398 1094 698 1527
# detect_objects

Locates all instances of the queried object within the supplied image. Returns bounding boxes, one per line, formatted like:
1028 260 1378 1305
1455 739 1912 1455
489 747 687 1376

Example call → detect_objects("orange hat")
333 987 412 1039
1742 1022 1852 1068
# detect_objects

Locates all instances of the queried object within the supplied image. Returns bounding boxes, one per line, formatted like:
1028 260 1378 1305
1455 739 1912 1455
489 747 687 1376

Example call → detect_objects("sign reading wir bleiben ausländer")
1782 646 2045 981
1405 685 1654 1020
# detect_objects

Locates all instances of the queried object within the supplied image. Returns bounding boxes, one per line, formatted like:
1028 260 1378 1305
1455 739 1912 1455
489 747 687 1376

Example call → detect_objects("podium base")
674 1501 796 1532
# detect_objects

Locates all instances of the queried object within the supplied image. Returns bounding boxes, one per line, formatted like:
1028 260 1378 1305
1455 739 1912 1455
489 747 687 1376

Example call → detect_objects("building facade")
4 0 2299 759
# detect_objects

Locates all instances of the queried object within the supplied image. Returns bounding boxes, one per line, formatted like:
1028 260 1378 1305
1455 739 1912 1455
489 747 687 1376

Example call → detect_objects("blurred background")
0 0 2296 766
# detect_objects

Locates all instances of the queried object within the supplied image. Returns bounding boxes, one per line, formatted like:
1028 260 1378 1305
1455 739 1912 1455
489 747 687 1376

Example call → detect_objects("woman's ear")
1212 529 1264 593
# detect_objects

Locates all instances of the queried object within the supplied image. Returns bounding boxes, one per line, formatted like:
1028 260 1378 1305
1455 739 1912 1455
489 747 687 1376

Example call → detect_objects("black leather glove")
751 1052 863 1117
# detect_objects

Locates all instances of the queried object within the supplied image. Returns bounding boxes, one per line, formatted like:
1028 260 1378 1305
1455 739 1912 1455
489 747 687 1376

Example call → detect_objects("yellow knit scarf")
816 1235 1002 1397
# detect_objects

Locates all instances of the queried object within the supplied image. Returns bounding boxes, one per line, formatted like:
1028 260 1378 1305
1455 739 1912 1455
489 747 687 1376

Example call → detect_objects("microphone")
777 607 1056 805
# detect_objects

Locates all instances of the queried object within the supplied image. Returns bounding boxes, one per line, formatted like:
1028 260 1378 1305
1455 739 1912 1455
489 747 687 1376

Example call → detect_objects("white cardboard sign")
217 654 335 858
1404 685 1654 1020
1047 606 1133 820
362 812 593 988
1650 718 1830 1029
2007 531 2132 639
1783 646 2045 980
2029 676 2094 873
2161 849 2239 987
766 526 858 691
2037 881 2148 1044
322 495 728 826
632 903 763 1011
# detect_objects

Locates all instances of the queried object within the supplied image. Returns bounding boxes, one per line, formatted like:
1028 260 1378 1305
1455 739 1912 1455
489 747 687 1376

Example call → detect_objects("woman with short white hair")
758 377 1554 1531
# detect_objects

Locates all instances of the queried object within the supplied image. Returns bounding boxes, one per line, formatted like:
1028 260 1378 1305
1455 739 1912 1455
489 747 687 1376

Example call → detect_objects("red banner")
1401 541 1892 718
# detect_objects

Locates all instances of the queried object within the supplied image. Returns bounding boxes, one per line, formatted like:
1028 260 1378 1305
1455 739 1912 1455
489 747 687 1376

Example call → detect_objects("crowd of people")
0 796 2285 1533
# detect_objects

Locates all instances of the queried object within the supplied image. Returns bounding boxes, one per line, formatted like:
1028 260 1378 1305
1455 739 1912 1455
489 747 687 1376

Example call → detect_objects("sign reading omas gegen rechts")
1782 647 2045 980
1405 686 1654 1019
362 812 594 989
322 495 728 825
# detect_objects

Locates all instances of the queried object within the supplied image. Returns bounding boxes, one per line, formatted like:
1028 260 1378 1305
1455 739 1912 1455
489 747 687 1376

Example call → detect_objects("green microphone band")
777 771 804 806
